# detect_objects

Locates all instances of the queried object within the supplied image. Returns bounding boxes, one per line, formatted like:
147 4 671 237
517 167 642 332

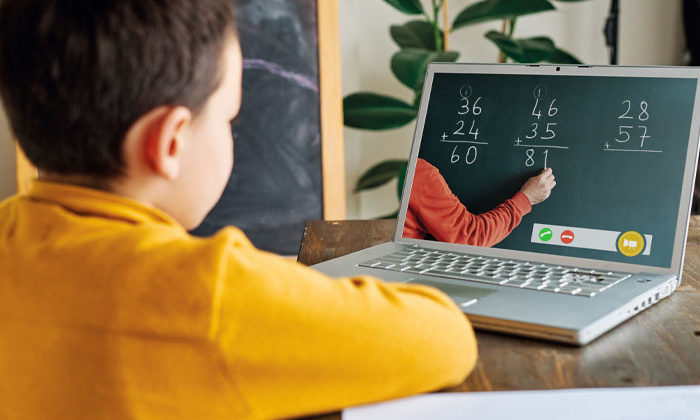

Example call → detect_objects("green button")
539 228 553 242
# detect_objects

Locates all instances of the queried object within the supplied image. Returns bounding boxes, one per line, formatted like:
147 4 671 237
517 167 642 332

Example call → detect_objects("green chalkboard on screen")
415 70 698 268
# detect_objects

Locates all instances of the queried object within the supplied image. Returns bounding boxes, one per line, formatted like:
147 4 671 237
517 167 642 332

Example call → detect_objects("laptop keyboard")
358 247 631 297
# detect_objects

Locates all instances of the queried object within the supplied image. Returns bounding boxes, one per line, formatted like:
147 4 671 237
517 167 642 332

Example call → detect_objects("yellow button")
617 231 645 257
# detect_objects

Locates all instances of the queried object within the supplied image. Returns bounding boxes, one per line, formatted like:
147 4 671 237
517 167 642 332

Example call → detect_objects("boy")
404 158 556 245
0 1 476 419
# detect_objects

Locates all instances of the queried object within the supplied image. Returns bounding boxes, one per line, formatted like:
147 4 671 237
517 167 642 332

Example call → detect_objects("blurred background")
0 0 694 218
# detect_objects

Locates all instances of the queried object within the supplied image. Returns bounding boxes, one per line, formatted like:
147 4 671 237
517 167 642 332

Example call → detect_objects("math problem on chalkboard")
604 99 659 153
513 84 568 169
441 84 486 166
415 71 697 268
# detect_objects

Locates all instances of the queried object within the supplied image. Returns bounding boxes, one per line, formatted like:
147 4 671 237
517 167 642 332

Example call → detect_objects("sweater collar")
27 180 184 229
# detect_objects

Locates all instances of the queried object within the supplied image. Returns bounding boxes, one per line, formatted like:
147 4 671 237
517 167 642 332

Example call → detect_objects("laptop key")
540 284 562 293
386 263 411 272
358 259 383 268
558 286 583 295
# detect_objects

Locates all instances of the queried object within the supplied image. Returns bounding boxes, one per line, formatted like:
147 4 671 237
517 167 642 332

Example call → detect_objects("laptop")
314 63 700 345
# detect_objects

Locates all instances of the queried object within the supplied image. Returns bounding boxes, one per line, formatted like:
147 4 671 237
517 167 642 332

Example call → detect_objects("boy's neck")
38 171 113 193
37 170 178 226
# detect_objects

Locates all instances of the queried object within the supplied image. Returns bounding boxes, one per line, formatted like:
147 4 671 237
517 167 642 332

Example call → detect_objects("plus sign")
515 137 522 146
441 132 448 141
605 142 610 149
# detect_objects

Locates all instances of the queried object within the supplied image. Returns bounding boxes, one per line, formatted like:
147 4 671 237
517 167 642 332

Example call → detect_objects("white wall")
340 0 687 219
0 0 687 209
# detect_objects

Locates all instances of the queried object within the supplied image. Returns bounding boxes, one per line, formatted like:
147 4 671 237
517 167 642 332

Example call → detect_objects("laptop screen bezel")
394 63 700 277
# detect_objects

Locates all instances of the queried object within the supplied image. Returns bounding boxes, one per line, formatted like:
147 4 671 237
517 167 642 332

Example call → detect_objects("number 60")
451 145 478 165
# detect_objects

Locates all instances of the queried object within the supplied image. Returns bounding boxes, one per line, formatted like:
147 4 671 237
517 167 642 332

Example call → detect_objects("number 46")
532 99 558 119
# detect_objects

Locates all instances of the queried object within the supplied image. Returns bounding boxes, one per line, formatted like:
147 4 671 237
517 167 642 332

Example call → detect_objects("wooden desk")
298 219 700 418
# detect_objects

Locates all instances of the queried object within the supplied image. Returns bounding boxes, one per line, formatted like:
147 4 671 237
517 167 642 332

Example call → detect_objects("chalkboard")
410 71 698 268
192 0 344 255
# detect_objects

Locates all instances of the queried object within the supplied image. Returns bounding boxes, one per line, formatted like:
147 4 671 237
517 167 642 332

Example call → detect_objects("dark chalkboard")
192 0 344 255
411 69 698 268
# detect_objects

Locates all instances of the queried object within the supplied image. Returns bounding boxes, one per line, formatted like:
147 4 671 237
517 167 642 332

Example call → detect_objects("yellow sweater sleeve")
209 229 478 419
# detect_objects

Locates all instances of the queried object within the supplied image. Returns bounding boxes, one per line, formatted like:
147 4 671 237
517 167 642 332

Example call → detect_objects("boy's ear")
142 106 192 180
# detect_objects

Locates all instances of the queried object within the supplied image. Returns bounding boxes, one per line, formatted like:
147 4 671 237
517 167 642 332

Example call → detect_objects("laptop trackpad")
406 278 497 308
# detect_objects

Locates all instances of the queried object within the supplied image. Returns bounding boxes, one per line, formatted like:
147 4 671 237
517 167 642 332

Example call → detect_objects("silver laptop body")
313 63 700 345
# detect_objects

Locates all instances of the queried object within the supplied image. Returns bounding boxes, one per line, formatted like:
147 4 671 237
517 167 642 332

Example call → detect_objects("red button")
561 230 574 244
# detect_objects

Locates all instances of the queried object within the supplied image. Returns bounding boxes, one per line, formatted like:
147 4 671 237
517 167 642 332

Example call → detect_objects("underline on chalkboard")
513 144 570 150
440 140 489 145
603 148 663 153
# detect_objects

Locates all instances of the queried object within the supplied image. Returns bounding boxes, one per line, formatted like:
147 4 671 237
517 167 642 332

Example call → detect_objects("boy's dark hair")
0 0 236 178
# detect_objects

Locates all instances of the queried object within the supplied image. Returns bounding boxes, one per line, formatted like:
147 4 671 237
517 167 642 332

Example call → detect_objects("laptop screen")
398 66 700 271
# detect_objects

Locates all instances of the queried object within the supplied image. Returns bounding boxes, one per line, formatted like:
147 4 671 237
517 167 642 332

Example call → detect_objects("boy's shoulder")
0 182 257 338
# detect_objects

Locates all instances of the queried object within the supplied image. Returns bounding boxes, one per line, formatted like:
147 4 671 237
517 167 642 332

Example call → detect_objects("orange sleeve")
413 166 531 247
210 229 478 419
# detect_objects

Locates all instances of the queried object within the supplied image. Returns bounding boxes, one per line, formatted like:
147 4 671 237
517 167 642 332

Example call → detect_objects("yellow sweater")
0 181 477 420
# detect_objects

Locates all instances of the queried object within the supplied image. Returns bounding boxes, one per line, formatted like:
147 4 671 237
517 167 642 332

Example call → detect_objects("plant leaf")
485 31 520 60
391 48 459 90
485 31 556 63
546 47 582 64
343 93 417 130
355 160 408 192
383 0 424 15
453 0 555 29
390 20 441 49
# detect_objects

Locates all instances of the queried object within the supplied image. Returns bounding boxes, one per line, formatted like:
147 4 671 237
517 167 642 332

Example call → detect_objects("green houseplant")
344 0 590 218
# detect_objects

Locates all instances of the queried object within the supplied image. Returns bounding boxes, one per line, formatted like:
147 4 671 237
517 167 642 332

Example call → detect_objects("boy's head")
0 0 242 229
